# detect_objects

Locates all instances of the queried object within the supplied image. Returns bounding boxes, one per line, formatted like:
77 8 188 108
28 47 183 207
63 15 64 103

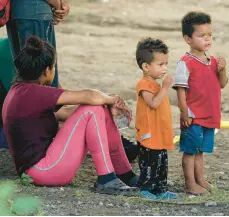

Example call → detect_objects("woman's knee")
74 105 105 118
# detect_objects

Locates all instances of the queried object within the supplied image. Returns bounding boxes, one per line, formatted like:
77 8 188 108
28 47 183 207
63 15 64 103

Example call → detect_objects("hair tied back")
25 35 45 56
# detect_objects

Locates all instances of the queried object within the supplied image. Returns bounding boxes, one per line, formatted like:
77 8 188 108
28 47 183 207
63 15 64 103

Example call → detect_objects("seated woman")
2 36 138 195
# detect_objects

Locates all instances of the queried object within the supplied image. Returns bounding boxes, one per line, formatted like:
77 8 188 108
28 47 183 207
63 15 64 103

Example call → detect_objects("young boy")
135 37 176 200
173 11 228 195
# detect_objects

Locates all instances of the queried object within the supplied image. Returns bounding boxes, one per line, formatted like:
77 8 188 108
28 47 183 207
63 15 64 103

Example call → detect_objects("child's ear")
44 67 51 77
142 62 148 71
184 35 191 44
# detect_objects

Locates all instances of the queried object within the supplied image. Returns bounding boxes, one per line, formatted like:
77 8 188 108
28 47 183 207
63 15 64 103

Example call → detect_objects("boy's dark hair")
14 35 56 81
181 11 211 37
136 37 168 69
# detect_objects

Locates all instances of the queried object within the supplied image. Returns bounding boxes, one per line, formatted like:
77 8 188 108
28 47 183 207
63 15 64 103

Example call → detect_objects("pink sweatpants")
26 105 132 186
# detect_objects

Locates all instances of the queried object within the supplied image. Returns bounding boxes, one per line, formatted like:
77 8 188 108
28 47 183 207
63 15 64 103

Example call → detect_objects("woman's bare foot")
196 180 213 191
185 183 207 195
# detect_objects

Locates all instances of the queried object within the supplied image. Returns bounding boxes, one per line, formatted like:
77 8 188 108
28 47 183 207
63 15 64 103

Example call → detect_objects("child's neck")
143 75 157 81
189 48 208 62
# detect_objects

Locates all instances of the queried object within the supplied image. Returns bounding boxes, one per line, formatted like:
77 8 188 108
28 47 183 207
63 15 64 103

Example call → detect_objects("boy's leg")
182 153 206 194
136 145 157 199
194 152 212 190
137 146 162 193
137 147 176 199
195 127 215 190
154 149 168 194
180 125 207 194
154 150 176 199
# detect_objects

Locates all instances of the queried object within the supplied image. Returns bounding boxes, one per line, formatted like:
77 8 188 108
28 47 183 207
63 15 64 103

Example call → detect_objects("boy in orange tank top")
135 38 176 200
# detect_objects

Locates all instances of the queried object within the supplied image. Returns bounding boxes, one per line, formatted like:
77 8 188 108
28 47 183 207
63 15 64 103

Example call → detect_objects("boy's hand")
181 111 192 128
162 75 174 89
217 56 226 73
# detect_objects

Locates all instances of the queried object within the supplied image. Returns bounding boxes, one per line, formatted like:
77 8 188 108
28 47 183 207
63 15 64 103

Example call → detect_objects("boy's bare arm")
45 0 61 9
217 56 228 88
177 87 192 127
141 88 168 110
219 71 228 88
141 75 173 110
177 87 187 113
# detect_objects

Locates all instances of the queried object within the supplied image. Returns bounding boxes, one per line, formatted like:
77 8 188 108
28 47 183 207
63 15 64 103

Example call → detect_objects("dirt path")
0 0 229 215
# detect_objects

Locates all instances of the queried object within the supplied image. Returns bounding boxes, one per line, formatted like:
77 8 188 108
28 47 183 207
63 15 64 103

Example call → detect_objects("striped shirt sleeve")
173 61 190 89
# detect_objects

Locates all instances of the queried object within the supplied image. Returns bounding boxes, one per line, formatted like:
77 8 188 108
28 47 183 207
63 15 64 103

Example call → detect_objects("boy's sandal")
140 190 157 200
94 178 138 196
156 191 177 200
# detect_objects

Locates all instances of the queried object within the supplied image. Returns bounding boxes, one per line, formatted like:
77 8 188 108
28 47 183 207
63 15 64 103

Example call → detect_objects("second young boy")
135 38 176 200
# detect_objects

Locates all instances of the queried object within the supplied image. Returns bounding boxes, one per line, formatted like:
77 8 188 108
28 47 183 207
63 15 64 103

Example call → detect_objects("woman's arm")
55 105 77 122
45 0 61 9
57 89 116 106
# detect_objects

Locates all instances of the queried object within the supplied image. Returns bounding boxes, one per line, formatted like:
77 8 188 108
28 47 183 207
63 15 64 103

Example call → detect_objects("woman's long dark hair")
13 35 56 82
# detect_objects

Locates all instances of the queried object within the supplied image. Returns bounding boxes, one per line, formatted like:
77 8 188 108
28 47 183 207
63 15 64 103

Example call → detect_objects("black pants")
137 143 168 194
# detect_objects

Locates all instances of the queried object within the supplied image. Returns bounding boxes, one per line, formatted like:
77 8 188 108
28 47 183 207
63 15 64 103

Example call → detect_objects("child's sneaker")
140 190 157 200
156 191 177 200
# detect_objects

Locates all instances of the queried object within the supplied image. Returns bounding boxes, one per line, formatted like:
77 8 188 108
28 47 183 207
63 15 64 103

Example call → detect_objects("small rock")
211 213 224 216
50 205 57 208
146 209 151 212
124 202 130 208
167 180 175 187
77 201 83 205
204 165 210 169
99 201 103 206
219 175 228 180
205 202 217 207
222 104 229 113
191 208 198 214
106 203 114 207
218 172 225 175
49 189 57 193
135 209 141 214
56 200 62 204
153 212 161 216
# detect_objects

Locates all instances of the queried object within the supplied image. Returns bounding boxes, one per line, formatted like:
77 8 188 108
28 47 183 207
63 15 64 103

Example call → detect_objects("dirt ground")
1 0 229 215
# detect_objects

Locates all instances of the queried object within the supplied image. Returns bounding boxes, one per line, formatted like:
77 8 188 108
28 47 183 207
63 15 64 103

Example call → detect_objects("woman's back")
2 82 64 175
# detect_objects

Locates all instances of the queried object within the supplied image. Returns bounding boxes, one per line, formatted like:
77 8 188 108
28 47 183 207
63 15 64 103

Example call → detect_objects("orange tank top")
135 77 174 150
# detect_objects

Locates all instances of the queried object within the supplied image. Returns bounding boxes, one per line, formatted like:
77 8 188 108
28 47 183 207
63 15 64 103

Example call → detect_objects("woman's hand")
120 106 132 125
109 100 132 126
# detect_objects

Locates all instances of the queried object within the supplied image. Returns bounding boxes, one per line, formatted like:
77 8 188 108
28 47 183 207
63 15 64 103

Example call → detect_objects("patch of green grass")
184 188 229 204
0 181 40 216
120 187 229 205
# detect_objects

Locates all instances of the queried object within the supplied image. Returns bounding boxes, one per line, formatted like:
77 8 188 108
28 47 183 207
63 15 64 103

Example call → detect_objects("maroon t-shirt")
2 82 65 175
